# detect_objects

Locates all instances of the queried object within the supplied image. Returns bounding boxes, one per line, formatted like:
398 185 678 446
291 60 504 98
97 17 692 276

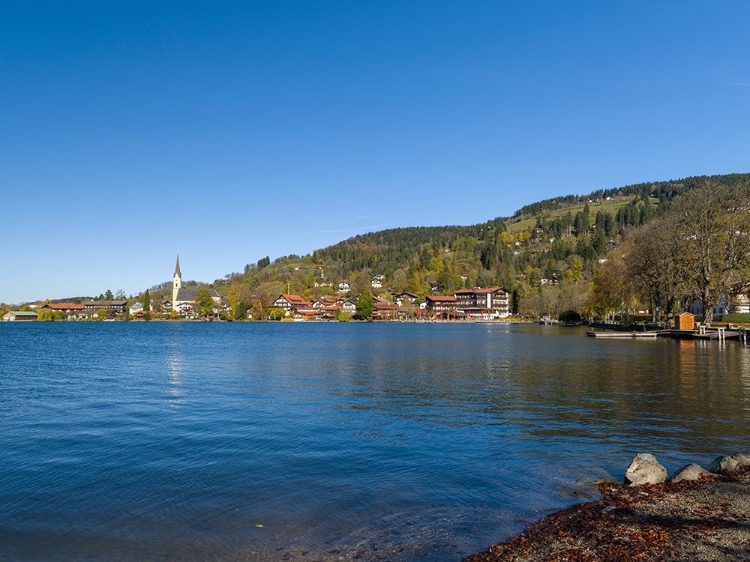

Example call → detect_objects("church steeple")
172 255 182 306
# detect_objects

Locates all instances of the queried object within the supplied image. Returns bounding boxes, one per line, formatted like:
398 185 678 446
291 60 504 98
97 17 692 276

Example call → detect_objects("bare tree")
627 219 685 322
671 181 750 322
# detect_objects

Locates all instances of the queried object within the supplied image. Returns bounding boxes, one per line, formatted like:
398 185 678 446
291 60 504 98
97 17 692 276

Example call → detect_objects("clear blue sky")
2 1 749 303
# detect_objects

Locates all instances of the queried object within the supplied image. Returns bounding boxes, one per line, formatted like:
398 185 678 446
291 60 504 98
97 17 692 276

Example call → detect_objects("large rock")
707 453 750 474
624 453 667 486
668 463 714 484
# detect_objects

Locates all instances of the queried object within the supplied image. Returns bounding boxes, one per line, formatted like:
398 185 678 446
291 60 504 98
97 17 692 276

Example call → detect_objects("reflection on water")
1 322 750 561
166 324 184 404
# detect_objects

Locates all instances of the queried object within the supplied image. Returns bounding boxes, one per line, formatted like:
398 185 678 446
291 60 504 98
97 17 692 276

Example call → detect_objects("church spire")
174 255 182 278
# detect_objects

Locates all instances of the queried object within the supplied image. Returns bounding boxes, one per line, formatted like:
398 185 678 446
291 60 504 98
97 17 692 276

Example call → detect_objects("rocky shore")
465 453 750 561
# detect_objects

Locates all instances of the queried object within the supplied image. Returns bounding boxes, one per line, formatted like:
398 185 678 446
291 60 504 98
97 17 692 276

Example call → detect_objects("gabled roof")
44 303 85 310
278 294 310 307
175 287 220 302
6 310 38 317
85 300 128 306
426 295 457 302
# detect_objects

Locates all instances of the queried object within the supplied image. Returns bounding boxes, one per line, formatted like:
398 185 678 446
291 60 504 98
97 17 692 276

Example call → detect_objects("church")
171 256 222 316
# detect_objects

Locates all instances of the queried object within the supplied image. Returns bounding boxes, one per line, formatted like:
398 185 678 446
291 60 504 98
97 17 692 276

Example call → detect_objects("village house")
41 302 86 319
393 292 418 306
371 275 385 289
372 301 398 320
2 310 38 321
83 300 128 316
129 302 145 316
337 281 350 293
272 294 311 315
341 298 357 315
733 294 750 314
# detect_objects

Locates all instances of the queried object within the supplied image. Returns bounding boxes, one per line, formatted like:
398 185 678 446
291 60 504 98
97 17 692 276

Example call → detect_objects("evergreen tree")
355 292 373 319
142 289 151 312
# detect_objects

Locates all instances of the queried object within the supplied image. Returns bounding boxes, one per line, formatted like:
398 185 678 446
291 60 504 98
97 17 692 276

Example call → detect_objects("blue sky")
2 1 749 303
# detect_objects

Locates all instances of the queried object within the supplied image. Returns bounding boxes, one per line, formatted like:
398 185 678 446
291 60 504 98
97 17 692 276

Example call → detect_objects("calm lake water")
2 322 750 561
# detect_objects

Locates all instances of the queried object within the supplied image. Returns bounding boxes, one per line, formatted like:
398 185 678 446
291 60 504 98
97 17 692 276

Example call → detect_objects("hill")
160 173 750 320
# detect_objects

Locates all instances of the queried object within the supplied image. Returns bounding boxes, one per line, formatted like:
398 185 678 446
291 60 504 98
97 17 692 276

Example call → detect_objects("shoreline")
465 459 750 562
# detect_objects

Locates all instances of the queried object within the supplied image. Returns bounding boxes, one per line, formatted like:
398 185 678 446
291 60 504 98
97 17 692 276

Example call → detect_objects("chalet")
2 310 38 321
129 302 145 316
393 292 418 306
342 298 357 315
371 275 385 289
425 295 457 317
454 287 510 319
372 301 398 320
272 294 311 314
337 281 351 293
295 308 321 320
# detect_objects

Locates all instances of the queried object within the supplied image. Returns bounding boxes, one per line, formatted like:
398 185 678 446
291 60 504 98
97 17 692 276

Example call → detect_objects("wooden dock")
586 331 660 338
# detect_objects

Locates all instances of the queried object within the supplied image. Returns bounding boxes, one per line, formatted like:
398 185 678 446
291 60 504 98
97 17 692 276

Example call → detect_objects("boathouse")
674 312 696 331
2 311 38 321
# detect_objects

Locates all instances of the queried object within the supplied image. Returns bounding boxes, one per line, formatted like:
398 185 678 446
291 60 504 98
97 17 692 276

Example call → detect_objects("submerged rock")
624 453 667 486
707 453 750 474
668 463 714 483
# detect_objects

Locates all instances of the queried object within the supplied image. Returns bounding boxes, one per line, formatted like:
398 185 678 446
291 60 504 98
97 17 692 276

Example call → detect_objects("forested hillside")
146 173 750 321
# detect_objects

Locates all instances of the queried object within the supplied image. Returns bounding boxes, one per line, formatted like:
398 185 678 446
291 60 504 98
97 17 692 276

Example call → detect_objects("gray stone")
624 453 667 486
668 463 715 483
707 453 750 474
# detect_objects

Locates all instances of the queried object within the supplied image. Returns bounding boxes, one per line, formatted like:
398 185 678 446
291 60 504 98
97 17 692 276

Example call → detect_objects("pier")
587 326 748 344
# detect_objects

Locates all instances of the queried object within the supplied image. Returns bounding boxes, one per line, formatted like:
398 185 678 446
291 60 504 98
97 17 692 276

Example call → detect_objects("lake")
2 322 749 561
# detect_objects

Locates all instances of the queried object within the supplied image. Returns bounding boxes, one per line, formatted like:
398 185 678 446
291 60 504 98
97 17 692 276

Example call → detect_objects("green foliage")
355 292 373 319
37 308 55 322
207 173 750 321
720 314 750 324
142 289 151 312
268 308 286 320
559 310 582 323
105 289 113 300
335 310 352 322
194 287 215 317
234 301 248 320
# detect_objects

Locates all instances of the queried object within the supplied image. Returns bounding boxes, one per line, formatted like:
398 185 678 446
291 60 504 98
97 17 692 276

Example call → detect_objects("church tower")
172 255 182 305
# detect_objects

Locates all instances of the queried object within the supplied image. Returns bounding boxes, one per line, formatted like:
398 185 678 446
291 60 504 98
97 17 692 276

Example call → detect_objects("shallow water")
2 322 749 560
